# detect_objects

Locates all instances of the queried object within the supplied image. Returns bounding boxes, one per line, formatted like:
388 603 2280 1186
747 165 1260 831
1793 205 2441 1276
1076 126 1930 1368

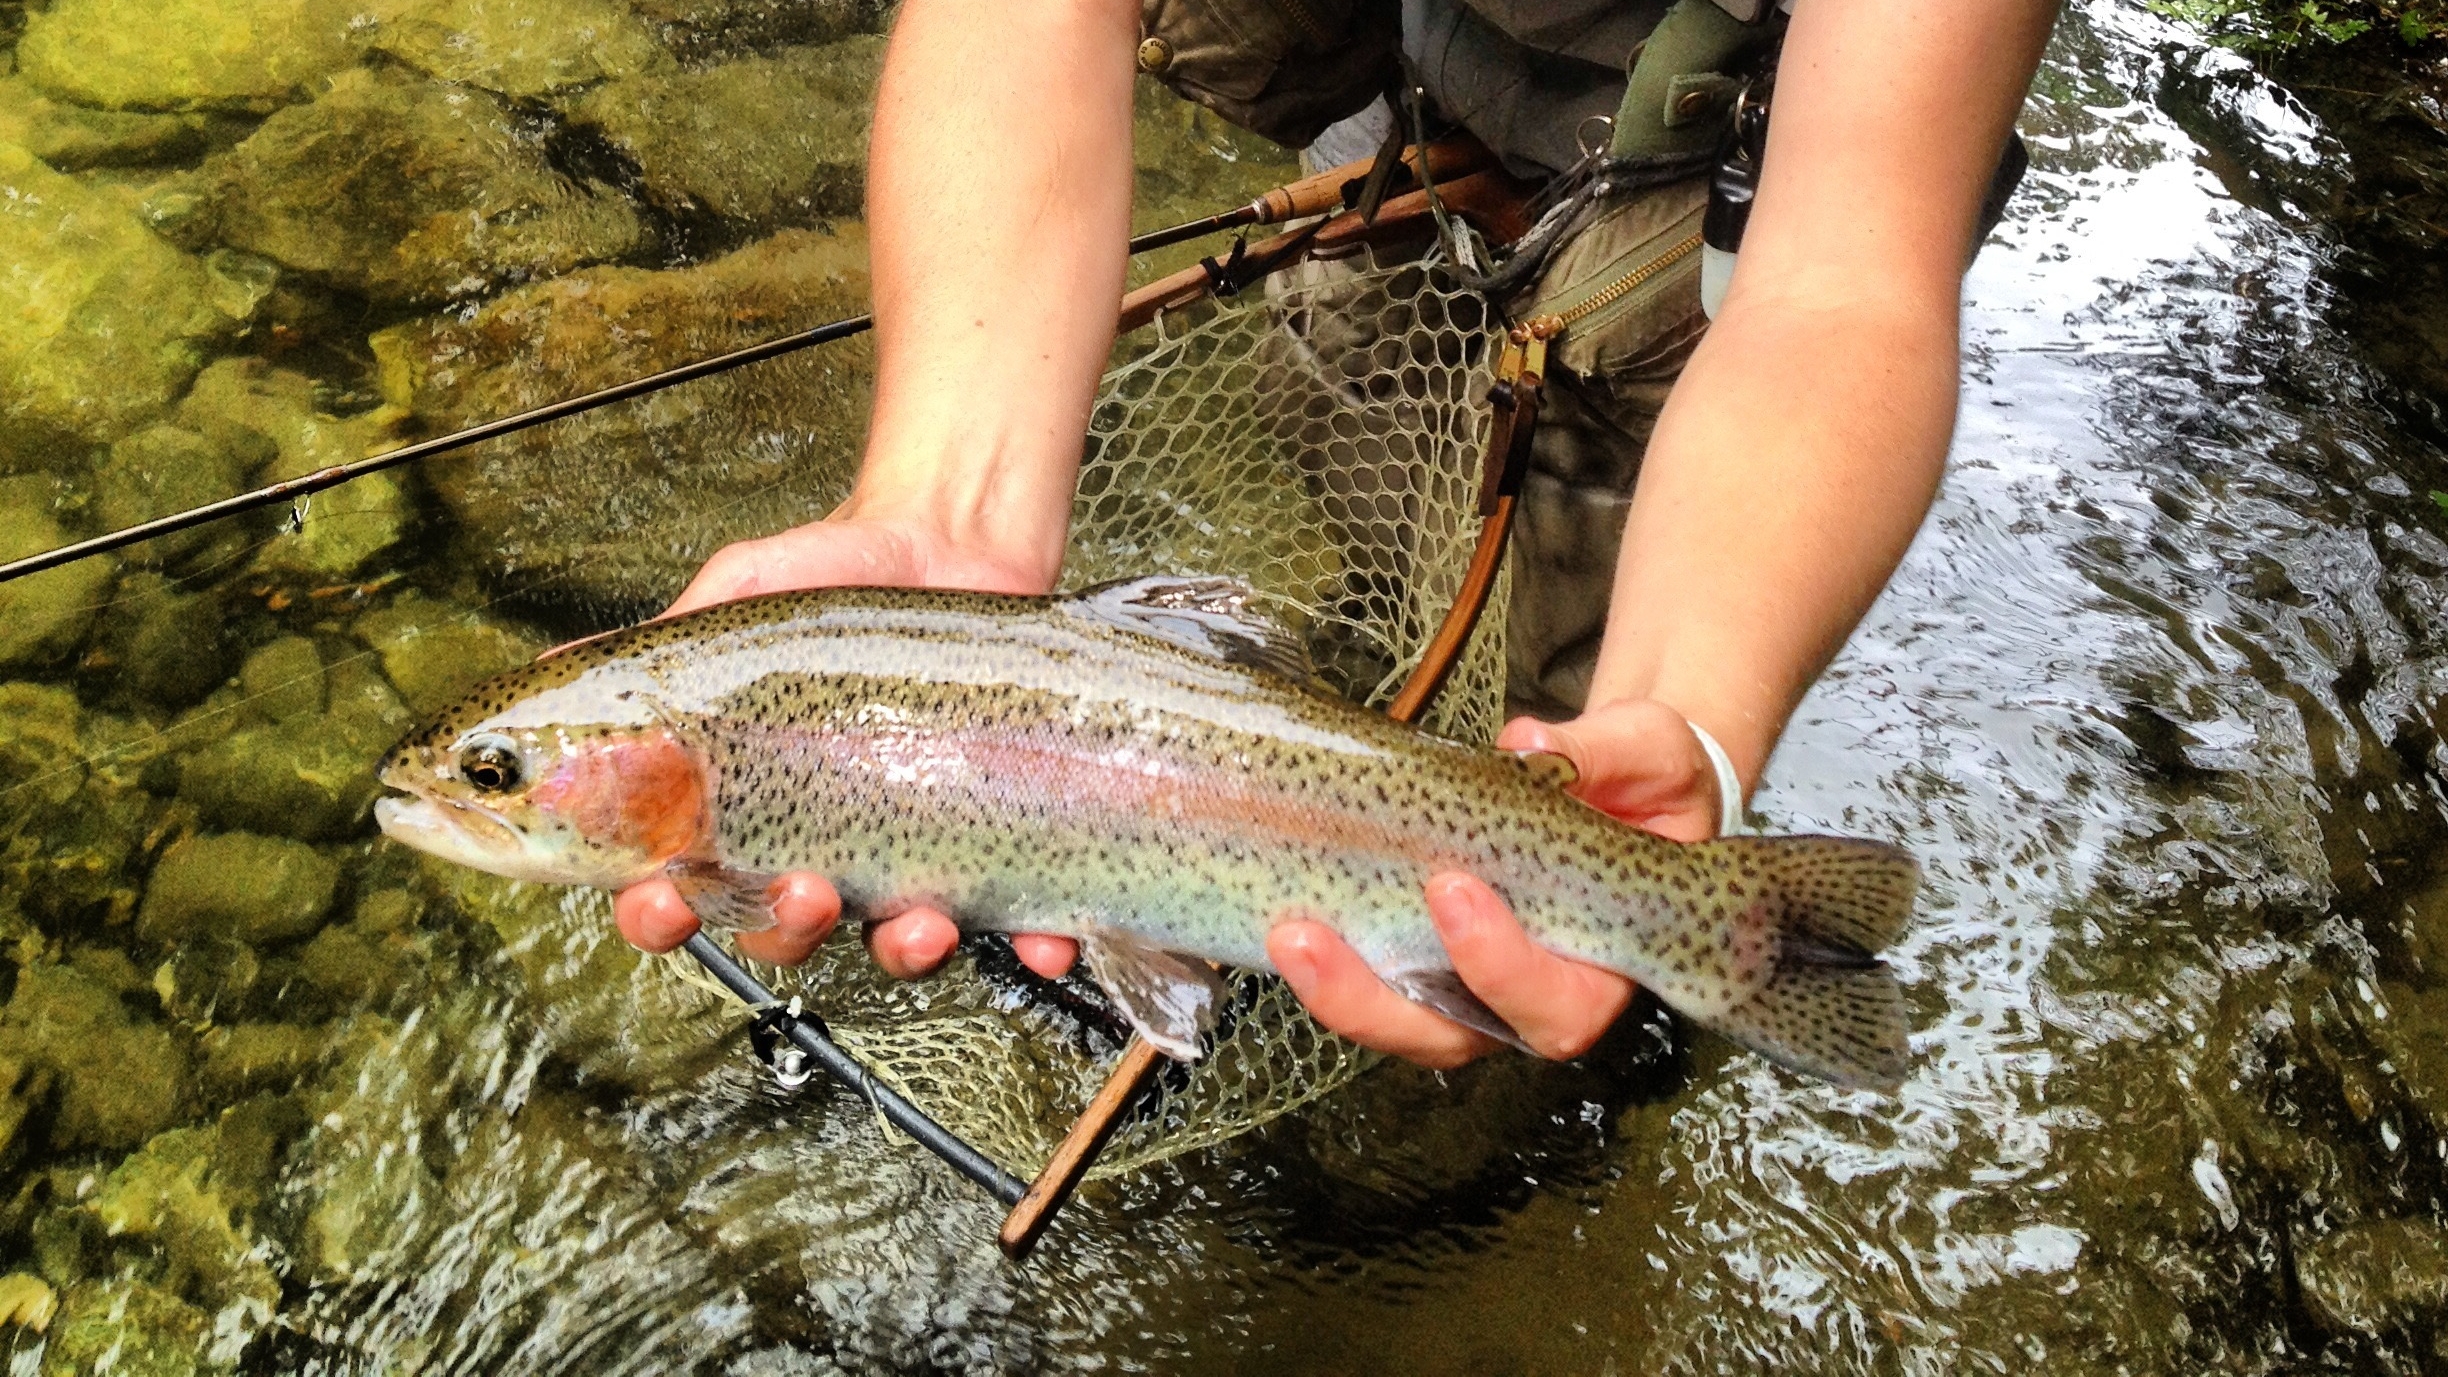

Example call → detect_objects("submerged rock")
629 0 888 64
92 425 254 571
568 37 882 228
172 357 408 580
88 1125 282 1313
138 831 341 947
196 1023 323 1101
0 480 115 672
0 684 155 926
358 0 671 99
14 0 358 113
195 67 646 306
0 77 227 171
176 656 414 840
0 963 191 1153
40 1278 214 1377
370 226 872 609
2297 1217 2448 1337
237 636 325 723
352 594 543 717
0 143 265 449
88 571 232 709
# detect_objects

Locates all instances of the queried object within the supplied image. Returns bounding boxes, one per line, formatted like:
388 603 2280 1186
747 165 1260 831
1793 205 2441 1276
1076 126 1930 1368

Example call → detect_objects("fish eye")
457 735 524 793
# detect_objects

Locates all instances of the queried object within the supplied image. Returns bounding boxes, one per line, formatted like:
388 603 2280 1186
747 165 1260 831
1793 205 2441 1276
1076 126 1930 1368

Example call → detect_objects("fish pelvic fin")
1698 835 1919 1093
1081 930 1229 1062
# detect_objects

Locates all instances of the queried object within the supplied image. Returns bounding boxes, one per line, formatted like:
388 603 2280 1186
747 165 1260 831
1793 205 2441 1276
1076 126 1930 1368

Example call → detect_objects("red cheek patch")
529 732 709 864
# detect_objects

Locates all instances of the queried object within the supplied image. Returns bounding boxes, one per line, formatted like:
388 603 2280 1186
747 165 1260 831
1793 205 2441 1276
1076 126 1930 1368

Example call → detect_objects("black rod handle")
679 932 1029 1208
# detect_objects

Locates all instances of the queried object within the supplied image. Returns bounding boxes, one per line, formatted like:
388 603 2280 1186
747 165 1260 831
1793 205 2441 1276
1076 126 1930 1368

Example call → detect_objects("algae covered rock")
370 227 872 609
87 1126 281 1313
2298 1217 2448 1336
93 425 252 570
0 143 264 448
88 572 232 709
568 37 882 228
196 67 646 306
353 594 543 717
0 480 114 672
0 684 155 925
15 0 358 114
40 1278 213 1377
237 636 325 723
0 963 191 1153
197 1023 322 1101
359 0 672 98
0 77 224 171
629 0 888 63
176 656 415 840
138 831 341 946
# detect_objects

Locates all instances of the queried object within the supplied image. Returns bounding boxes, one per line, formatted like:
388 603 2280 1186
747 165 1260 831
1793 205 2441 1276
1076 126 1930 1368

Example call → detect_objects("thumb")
1496 701 1723 842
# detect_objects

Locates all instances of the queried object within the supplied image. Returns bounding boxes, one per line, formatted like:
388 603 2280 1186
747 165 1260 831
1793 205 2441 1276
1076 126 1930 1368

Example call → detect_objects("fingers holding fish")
733 873 843 965
1425 872 1635 1061
1495 700 1724 843
864 907 963 978
1267 921 1503 1071
614 877 701 954
1010 934 1080 979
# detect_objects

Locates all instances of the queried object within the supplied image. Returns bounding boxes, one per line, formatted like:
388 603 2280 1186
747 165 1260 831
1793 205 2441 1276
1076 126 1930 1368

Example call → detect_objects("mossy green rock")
0 142 263 448
352 595 542 717
2298 1217 2448 1335
370 227 872 610
90 571 231 709
40 1278 213 1377
0 685 154 924
16 0 359 114
197 1022 322 1101
568 37 881 227
630 0 888 63
0 485 114 672
176 658 414 840
360 0 672 98
86 1124 281 1313
93 426 248 570
0 963 191 1153
139 831 340 946
237 636 325 723
197 66 646 306
0 77 223 171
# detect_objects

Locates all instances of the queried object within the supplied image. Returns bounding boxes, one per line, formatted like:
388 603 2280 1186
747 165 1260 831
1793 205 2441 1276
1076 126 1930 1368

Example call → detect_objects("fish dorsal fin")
1081 930 1229 1062
1500 749 1579 788
1062 576 1314 682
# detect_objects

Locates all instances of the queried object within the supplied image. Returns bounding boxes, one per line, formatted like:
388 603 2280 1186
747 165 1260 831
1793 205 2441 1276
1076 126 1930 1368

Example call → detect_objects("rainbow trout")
376 578 1917 1089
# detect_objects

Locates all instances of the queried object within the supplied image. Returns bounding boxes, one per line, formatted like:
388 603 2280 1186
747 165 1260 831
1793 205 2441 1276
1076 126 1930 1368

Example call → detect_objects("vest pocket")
1138 0 1400 148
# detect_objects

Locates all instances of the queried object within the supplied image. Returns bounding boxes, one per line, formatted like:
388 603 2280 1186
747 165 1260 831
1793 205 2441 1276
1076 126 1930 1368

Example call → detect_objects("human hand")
1268 698 1737 1068
610 509 1080 979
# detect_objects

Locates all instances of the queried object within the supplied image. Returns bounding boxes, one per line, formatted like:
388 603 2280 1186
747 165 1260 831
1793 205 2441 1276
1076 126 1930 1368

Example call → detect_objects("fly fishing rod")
0 142 1494 588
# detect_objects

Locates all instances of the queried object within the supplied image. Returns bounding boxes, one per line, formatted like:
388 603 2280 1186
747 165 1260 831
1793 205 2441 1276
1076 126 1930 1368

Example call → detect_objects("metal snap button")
1137 37 1174 73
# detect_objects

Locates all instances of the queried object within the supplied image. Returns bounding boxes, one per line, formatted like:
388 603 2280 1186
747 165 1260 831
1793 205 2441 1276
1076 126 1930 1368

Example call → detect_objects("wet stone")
0 963 191 1153
629 0 888 63
175 656 414 840
85 1123 282 1313
154 936 262 1024
89 572 232 712
358 0 673 99
196 1023 322 1102
40 1277 213 1377
93 425 250 570
0 77 226 171
138 831 341 947
14 0 358 114
567 37 882 229
370 226 872 610
0 142 264 449
237 636 324 723
0 480 114 673
2297 1217 2448 1336
0 686 153 926
353 595 542 717
194 66 647 306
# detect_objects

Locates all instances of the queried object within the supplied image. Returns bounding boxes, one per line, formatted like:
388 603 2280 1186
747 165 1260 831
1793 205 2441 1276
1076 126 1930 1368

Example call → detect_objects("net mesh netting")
675 240 1511 1179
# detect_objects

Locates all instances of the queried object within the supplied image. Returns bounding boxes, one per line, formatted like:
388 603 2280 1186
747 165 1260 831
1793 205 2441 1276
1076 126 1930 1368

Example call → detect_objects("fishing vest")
1136 0 1784 176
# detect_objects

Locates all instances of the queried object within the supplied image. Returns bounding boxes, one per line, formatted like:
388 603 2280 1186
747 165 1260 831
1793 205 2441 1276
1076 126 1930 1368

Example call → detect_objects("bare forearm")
849 0 1139 585
1586 297 1955 788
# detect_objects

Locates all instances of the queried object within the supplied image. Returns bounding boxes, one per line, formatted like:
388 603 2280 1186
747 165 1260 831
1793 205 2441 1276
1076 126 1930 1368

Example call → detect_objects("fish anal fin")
1062 576 1315 682
665 861 780 932
1381 968 1537 1055
1081 930 1229 1062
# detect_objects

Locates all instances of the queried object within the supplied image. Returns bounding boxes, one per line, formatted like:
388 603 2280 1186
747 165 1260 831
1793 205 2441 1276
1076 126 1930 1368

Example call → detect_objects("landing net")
689 240 1512 1179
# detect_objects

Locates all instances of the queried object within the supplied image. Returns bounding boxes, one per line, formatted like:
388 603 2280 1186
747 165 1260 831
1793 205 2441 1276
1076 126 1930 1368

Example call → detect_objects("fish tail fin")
1698 835 1919 1092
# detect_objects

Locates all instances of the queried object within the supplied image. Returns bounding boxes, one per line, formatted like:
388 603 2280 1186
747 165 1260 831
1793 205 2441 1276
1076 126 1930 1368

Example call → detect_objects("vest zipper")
1522 230 1704 341
1270 0 1335 46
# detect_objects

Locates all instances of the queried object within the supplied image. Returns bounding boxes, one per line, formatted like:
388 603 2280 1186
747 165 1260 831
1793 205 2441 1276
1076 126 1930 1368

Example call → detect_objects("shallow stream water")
6 2 2448 1373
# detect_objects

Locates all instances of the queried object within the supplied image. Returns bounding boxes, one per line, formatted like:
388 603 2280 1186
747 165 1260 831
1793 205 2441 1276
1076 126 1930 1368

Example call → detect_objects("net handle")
999 180 1538 1257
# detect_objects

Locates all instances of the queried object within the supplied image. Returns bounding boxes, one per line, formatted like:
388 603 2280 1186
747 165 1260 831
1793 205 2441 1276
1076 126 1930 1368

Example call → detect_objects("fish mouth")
374 768 534 874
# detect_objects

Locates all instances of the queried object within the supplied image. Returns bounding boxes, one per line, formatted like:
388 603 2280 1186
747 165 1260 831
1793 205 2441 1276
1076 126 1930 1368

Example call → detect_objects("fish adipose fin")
1382 968 1538 1055
1063 577 1316 683
1704 835 1920 1093
1082 930 1231 1061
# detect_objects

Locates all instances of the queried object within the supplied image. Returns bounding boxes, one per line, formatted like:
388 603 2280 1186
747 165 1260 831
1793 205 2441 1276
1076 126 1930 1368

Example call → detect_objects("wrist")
833 462 1068 595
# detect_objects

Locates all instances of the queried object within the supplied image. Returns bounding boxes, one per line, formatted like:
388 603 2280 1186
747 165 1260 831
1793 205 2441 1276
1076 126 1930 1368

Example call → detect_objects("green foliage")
2150 0 2448 51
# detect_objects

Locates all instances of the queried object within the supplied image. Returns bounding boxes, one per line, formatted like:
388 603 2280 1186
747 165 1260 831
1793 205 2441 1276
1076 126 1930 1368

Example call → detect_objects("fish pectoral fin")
1061 576 1317 683
665 861 780 932
1081 931 1229 1062
1498 749 1580 789
1380 968 1538 1055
